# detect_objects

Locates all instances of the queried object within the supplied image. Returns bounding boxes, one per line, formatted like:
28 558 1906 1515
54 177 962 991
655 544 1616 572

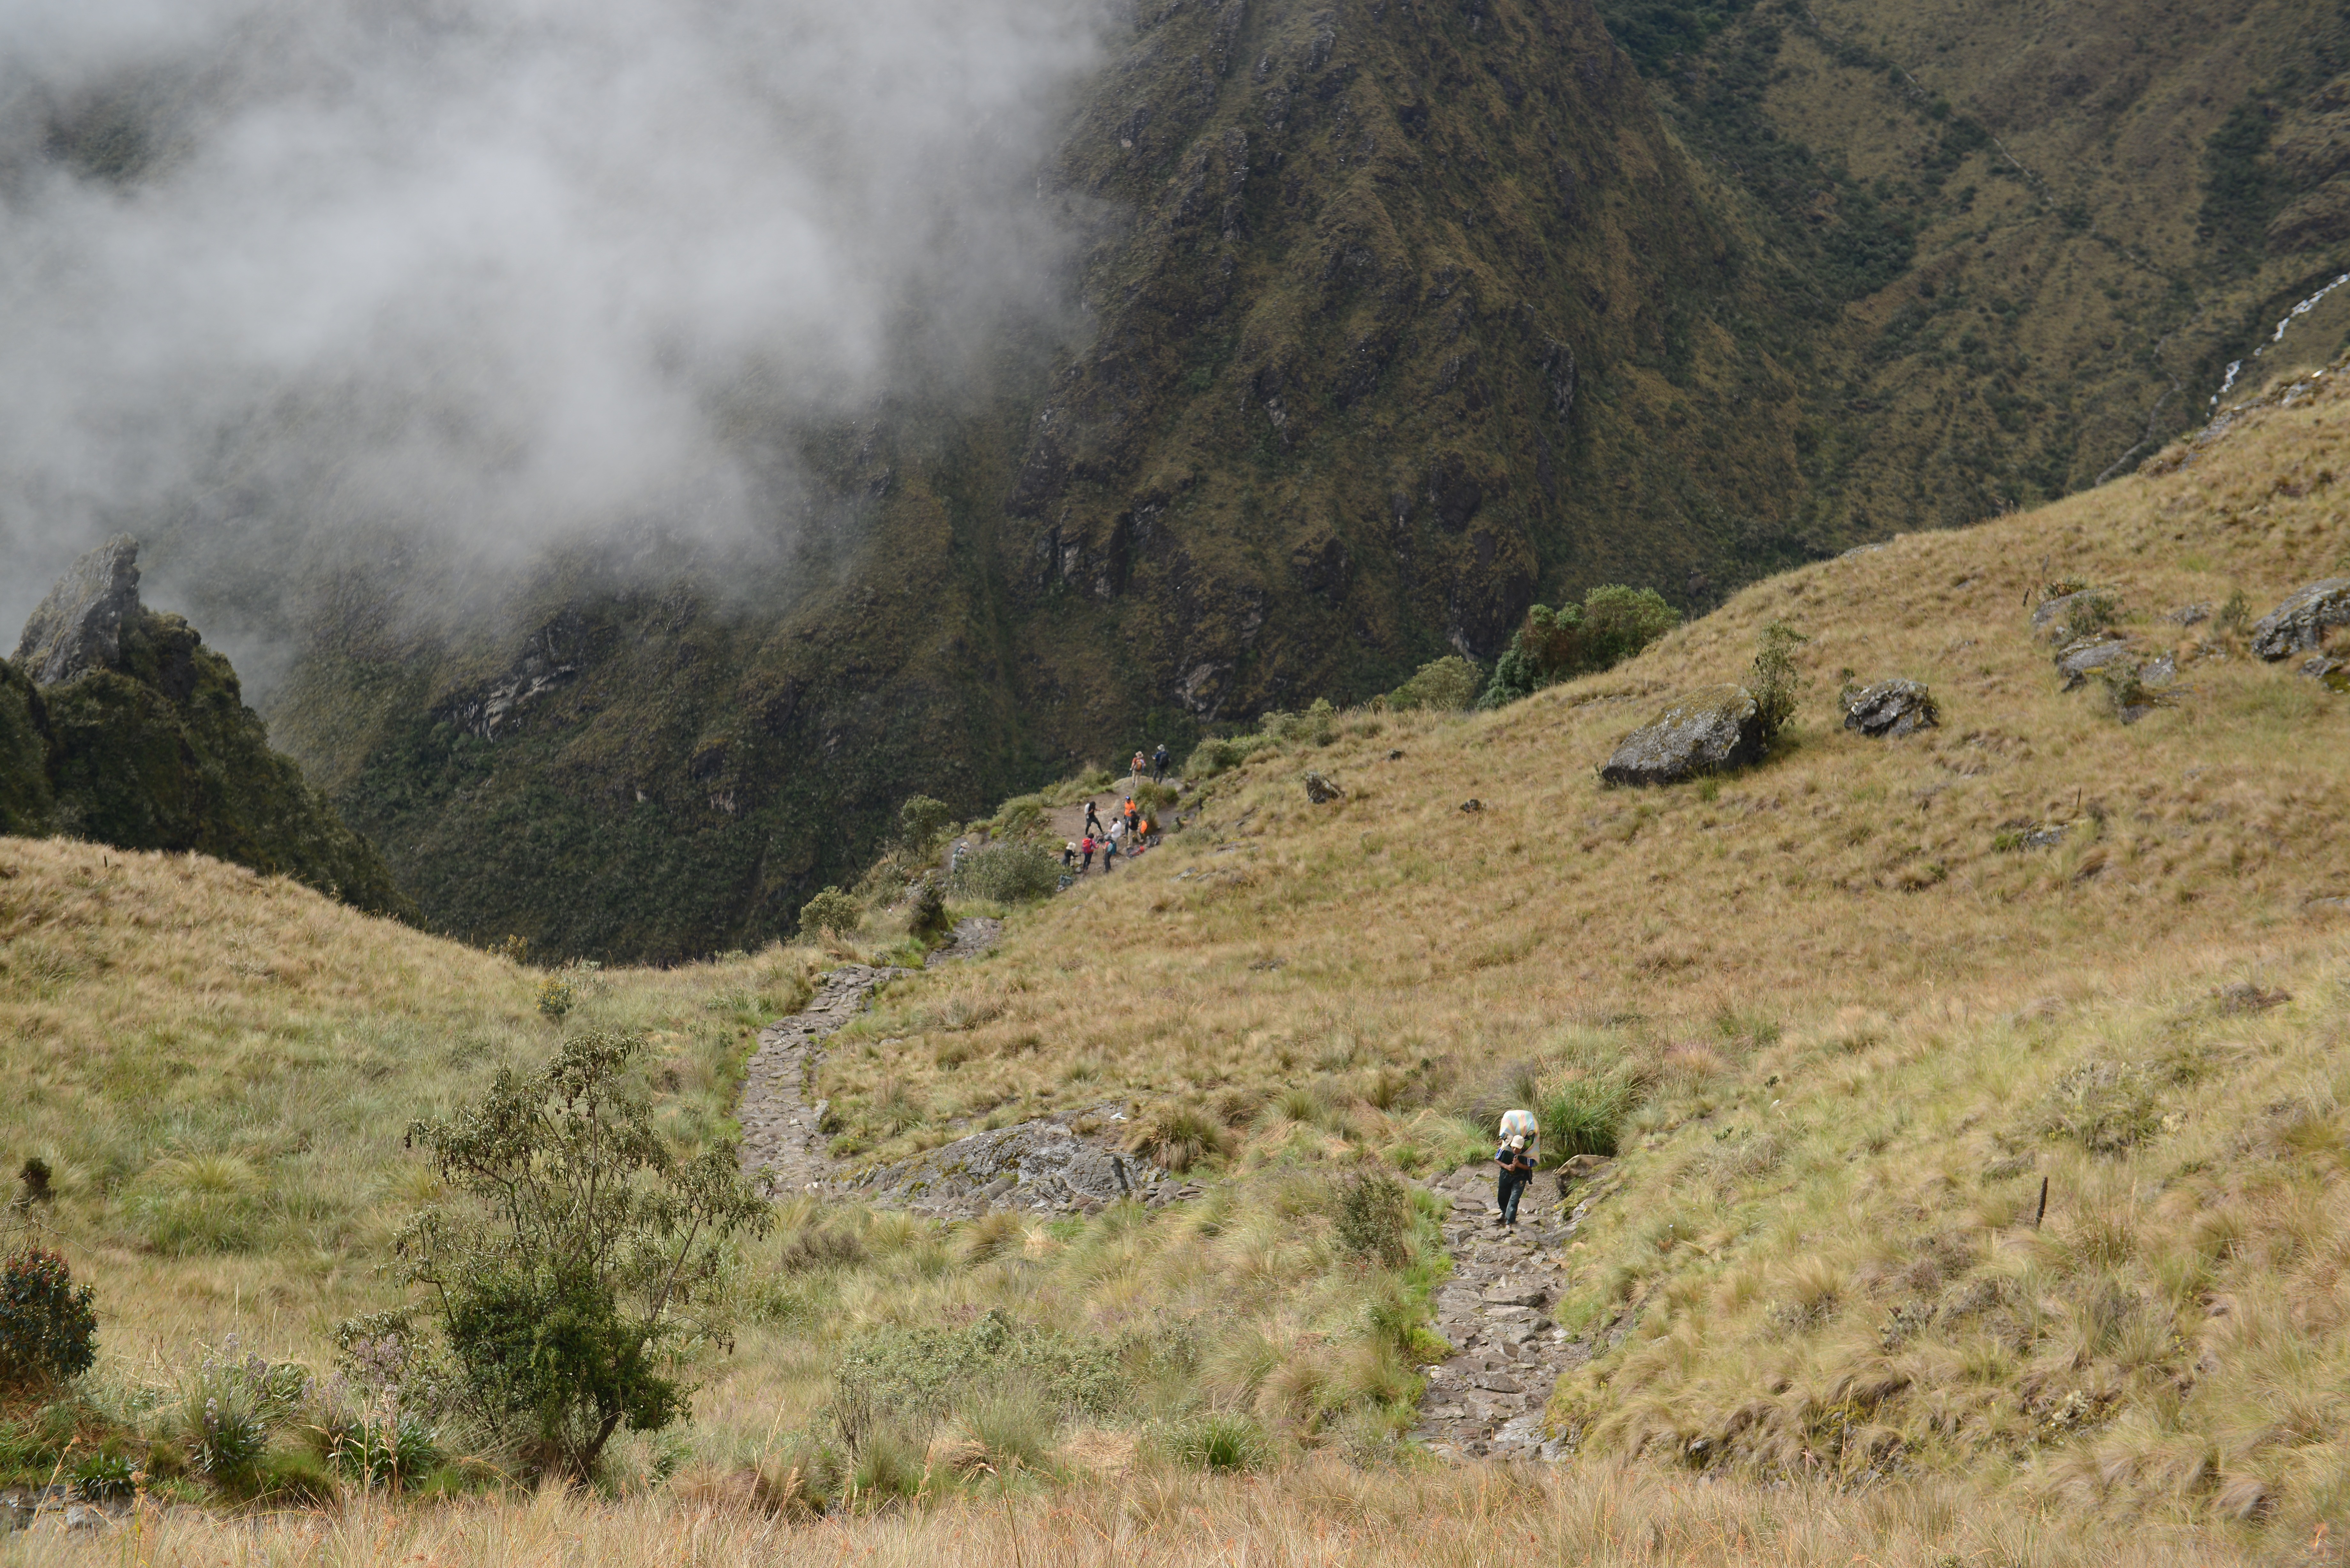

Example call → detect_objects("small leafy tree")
1384 655 1483 712
1750 621 1808 748
797 886 860 940
0 1249 96 1391
897 796 957 855
1480 586 1680 707
398 1031 772 1480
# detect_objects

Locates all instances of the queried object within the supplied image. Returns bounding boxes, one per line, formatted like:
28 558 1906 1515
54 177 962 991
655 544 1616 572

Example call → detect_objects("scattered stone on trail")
1408 1159 1621 1463
925 916 1002 968
1598 683 1762 787
1840 678 1938 738
1303 771 1345 803
13 535 141 686
2167 602 2212 627
2054 637 2135 691
2249 578 2350 660
737 964 907 1198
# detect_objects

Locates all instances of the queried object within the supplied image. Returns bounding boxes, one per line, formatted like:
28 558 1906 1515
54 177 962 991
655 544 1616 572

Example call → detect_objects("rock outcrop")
12 536 141 687
2031 590 2116 645
1841 678 1938 738
2249 578 2350 660
6 541 409 916
1302 771 1344 804
1599 684 1762 786
2055 637 2136 691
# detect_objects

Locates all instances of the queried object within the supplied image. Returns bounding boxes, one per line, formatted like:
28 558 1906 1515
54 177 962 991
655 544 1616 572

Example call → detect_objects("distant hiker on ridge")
1152 743 1171 783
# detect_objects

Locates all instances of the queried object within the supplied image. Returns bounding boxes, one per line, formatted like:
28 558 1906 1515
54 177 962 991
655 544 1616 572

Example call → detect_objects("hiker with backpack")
1495 1108 1539 1226
1152 743 1171 783
1080 833 1096 873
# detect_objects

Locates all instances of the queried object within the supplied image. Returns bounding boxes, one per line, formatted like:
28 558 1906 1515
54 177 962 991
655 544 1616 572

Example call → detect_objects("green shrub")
70 1450 136 1502
1259 698 1339 747
535 976 575 1023
897 796 957 855
1385 656 1483 712
1165 1411 1269 1471
180 1338 304 1486
1538 1073 1641 1160
908 876 951 938
1333 1172 1414 1267
798 886 861 939
1186 733 1272 779
0 1250 96 1391
948 844 1061 904
830 1309 1126 1439
398 1030 772 1479
322 1409 442 1489
1481 586 1680 707
1750 621 1808 748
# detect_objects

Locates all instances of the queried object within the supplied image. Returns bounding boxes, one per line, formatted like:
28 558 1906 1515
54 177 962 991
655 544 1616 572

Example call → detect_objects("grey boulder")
2032 590 2114 643
2249 578 2350 660
1841 678 1938 738
1303 771 1345 803
1599 683 1762 786
2055 637 2135 691
13 535 140 686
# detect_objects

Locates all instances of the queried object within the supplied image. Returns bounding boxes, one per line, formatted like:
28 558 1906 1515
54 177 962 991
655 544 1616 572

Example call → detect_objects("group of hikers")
1061 744 1173 876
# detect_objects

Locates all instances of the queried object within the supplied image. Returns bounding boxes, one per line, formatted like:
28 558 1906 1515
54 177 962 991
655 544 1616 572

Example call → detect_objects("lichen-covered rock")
845 1112 1184 1218
1303 771 1344 803
12 536 141 686
1841 678 1938 738
1599 684 1762 786
2249 578 2350 660
2302 654 2350 692
2055 637 2135 691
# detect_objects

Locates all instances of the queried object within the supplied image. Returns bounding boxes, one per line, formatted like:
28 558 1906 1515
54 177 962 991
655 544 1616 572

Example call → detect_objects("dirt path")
1410 1160 1622 1461
736 917 1002 1197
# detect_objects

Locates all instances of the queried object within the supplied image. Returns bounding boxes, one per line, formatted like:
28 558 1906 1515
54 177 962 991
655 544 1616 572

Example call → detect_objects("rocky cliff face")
4 540 410 918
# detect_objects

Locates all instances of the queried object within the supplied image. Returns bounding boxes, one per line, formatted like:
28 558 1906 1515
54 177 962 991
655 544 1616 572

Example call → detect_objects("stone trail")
735 917 1177 1217
1409 1158 1621 1462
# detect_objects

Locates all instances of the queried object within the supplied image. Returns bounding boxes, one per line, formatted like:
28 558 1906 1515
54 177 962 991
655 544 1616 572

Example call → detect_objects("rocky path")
1409 1160 1619 1461
736 962 906 1197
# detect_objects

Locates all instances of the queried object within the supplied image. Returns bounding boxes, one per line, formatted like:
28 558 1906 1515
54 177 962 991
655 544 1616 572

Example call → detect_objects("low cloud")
0 0 1104 646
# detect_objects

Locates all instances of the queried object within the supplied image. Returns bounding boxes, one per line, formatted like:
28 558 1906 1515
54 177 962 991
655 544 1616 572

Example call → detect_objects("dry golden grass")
0 838 822 1368
5 367 2350 1553
804 367 2350 1533
1 1460 2295 1567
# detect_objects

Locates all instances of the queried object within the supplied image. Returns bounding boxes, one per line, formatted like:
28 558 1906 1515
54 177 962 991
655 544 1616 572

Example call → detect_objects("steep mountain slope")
261 0 1827 959
1602 0 2350 528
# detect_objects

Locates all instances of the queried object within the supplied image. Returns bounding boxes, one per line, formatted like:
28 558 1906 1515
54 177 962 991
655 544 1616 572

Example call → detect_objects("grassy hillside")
0 838 816 1365
4 347 2347 1560
800 358 2350 1537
